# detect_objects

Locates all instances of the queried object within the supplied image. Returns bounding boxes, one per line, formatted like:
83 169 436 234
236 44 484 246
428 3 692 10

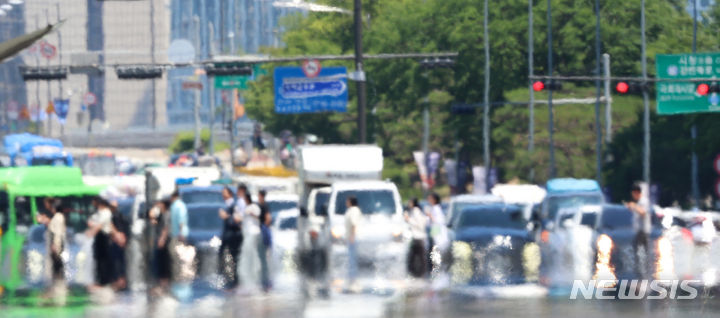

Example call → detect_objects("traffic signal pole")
603 53 612 143
528 0 535 182
354 0 367 144
483 0 491 192
547 0 556 178
593 0 602 185
641 0 651 196
691 0 700 209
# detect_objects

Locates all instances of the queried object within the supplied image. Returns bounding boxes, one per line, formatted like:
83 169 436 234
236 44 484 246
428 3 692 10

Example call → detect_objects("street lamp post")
354 0 367 144
641 0 651 195
483 0 491 192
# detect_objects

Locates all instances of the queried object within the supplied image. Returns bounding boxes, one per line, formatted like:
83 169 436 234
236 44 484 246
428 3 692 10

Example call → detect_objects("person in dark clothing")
88 197 115 287
218 186 243 289
257 190 272 291
152 200 172 293
625 182 651 276
404 198 428 278
109 200 130 291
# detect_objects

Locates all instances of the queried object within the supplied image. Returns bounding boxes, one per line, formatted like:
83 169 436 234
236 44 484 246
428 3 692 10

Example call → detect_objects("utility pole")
354 0 367 143
641 0 651 197
547 0 556 178
208 22 216 155
528 0 535 182
35 15 40 135
593 0 602 184
691 0 700 209
193 15 202 150
483 0 491 191
603 53 612 143
45 9 52 137
56 3 64 136
422 95 430 197
150 0 157 130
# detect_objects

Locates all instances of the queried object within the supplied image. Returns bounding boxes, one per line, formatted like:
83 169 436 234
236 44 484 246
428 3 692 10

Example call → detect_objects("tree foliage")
245 0 720 207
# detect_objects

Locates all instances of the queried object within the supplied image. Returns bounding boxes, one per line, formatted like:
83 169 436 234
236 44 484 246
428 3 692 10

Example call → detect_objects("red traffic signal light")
697 83 710 96
616 82 629 94
533 81 545 92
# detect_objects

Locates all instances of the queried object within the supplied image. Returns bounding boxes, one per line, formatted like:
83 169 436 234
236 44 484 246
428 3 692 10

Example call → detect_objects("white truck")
296 145 405 293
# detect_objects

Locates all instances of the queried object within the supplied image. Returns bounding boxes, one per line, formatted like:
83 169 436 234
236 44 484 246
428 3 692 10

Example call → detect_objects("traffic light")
19 66 68 81
451 104 476 115
532 80 562 92
696 82 720 96
615 81 646 94
205 63 253 76
419 58 455 69
115 65 163 79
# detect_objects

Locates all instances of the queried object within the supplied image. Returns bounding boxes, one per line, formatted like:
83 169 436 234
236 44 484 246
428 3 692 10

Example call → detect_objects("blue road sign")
274 66 348 114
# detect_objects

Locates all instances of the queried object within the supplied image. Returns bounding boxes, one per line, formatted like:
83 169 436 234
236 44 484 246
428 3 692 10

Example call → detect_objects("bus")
2 133 73 167
0 166 104 293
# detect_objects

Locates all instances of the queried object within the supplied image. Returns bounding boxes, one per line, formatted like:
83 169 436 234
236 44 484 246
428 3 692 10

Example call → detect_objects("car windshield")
187 206 223 231
580 212 598 228
279 216 297 230
32 157 70 167
449 202 495 225
268 200 297 214
335 190 396 215
455 206 526 230
181 190 224 205
314 192 330 215
35 195 95 234
547 194 603 221
600 207 634 229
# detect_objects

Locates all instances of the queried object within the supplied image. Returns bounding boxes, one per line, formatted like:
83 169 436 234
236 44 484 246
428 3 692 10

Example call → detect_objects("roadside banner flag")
53 98 69 124
45 100 55 114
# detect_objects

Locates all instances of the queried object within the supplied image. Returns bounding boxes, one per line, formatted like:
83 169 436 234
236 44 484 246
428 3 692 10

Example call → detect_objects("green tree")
244 0 720 205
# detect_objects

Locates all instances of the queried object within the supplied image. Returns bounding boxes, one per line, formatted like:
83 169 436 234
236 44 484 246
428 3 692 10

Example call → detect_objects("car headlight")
450 241 473 284
597 234 613 255
654 236 675 280
209 236 222 249
522 242 541 282
391 225 404 241
331 226 345 240
593 234 616 282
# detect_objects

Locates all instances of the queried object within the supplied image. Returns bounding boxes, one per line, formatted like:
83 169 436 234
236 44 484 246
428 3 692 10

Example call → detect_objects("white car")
326 181 406 266
274 208 300 254
264 193 299 220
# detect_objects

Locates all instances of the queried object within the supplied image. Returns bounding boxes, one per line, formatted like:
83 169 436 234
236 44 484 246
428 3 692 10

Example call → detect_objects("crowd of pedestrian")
143 183 274 296
403 193 448 279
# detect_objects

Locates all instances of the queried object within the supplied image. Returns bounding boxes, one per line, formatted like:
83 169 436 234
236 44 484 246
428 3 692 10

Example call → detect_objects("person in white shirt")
235 184 248 217
426 193 448 272
240 192 261 289
405 198 428 278
344 196 362 287
37 197 66 300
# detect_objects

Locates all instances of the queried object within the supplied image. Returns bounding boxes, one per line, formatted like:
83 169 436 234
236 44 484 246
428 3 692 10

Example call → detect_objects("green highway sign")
214 75 248 89
213 64 267 90
656 53 720 115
